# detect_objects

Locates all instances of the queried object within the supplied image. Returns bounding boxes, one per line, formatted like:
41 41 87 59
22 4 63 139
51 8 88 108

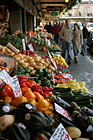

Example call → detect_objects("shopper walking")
72 23 83 63
52 23 60 44
59 20 73 64
81 23 89 56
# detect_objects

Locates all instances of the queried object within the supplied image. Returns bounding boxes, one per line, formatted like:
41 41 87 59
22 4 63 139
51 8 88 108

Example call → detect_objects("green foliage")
0 34 23 51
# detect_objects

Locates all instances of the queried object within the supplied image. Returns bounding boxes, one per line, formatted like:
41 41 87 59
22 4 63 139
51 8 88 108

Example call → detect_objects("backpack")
52 25 59 34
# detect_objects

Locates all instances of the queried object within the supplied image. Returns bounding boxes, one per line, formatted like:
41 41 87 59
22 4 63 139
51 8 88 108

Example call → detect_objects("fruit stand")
0 31 93 140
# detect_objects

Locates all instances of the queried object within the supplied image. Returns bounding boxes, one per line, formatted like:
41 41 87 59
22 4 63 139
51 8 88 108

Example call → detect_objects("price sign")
12 76 22 97
28 44 34 52
50 123 72 140
55 103 72 121
48 52 57 70
22 39 26 50
0 70 13 85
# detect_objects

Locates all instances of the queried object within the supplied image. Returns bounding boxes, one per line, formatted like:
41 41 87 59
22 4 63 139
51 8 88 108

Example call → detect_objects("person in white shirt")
59 20 73 64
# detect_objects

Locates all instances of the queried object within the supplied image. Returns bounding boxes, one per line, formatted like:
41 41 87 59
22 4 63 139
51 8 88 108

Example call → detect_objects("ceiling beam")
40 2 67 4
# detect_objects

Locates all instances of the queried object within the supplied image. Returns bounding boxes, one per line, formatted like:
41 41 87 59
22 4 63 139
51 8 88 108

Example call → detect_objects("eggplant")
82 107 93 116
54 96 72 112
72 111 89 130
60 116 76 127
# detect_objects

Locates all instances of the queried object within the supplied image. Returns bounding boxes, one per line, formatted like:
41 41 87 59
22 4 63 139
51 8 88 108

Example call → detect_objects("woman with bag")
72 23 83 63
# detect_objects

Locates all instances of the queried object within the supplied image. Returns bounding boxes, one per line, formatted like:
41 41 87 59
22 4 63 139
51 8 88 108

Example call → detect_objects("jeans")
83 39 87 55
62 42 72 63
74 48 78 56
54 34 59 44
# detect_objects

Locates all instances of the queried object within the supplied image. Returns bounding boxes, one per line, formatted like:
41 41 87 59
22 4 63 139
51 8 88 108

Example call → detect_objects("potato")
0 115 15 131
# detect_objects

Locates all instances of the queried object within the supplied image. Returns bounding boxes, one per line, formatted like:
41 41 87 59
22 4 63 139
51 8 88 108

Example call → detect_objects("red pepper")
20 81 32 88
43 91 50 98
32 85 43 95
43 86 53 92
18 78 28 82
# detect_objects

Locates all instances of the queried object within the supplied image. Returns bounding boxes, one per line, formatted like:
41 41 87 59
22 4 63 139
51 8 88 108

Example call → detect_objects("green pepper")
43 79 50 87
25 68 31 73
36 69 44 76
46 73 51 79
43 68 49 74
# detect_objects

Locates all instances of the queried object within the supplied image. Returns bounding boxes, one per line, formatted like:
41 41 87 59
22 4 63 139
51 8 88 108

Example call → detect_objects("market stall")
0 31 92 140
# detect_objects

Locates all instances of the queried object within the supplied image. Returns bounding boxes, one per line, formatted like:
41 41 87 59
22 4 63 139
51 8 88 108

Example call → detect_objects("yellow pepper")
36 98 49 112
29 99 37 107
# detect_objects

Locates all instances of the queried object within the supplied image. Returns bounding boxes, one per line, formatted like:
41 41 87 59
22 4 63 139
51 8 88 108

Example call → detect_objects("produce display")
0 31 93 140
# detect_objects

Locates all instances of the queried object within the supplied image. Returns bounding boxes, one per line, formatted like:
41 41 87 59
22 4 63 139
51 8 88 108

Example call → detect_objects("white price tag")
25 36 28 44
50 123 72 140
12 76 22 97
48 52 57 70
29 32 31 37
28 44 34 52
55 103 72 121
22 39 26 50
47 40 51 46
0 70 13 85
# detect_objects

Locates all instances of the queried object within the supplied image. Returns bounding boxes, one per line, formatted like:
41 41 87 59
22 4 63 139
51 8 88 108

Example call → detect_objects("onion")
27 66 34 70
18 60 24 64
30 70 36 75
15 57 20 61
22 62 29 68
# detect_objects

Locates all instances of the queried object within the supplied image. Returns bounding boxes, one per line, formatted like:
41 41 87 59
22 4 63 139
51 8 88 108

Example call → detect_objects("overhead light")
65 0 69 3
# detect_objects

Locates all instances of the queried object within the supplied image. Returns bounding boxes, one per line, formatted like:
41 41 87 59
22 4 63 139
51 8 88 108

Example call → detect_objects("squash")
0 115 15 131
12 96 27 107
0 102 14 117
16 102 36 120
24 110 54 132
74 138 90 140
66 127 81 138
5 123 31 140
35 132 48 140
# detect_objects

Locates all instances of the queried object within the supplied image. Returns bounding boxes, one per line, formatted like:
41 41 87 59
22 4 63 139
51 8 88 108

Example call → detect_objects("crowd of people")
44 20 89 64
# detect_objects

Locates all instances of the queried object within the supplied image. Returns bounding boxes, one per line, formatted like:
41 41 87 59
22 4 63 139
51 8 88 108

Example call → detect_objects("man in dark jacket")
81 23 89 55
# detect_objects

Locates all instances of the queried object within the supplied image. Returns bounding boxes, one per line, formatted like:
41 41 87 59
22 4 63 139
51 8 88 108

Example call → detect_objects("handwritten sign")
0 70 13 85
0 70 22 98
55 103 72 121
50 123 72 140
12 76 22 97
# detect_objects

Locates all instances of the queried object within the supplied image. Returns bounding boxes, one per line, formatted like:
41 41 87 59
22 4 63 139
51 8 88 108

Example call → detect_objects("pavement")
68 52 93 94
